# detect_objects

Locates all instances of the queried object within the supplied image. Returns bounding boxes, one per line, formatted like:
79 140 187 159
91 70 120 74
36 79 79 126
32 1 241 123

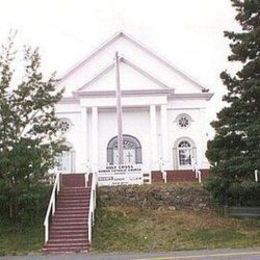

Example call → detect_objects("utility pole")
115 52 124 165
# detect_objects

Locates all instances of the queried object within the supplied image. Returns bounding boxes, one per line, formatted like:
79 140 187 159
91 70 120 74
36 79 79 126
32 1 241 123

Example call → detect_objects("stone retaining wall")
98 183 211 210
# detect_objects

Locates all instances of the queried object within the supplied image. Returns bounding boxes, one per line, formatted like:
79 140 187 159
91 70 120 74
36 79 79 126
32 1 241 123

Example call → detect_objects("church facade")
55 32 213 179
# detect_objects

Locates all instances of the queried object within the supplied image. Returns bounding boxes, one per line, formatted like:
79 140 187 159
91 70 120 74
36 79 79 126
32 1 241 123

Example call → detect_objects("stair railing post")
45 222 49 243
57 172 60 192
198 170 202 183
255 169 259 182
52 192 55 215
85 173 88 187
148 171 152 184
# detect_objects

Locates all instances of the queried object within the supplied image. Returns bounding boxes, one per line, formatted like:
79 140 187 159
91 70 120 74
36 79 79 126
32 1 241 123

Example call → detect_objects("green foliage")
206 0 260 206
0 32 65 219
206 175 260 206
0 182 51 224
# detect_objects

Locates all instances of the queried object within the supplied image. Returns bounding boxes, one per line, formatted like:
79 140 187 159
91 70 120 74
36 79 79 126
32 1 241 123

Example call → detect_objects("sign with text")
98 164 143 186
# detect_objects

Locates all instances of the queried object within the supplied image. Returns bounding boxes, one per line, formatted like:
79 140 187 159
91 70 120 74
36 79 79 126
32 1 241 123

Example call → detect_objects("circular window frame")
175 113 192 129
59 118 72 134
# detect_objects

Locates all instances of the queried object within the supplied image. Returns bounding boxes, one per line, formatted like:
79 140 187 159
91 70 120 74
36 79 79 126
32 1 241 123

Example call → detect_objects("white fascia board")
122 57 171 89
58 32 123 82
75 89 174 97
77 62 115 92
80 95 167 108
58 96 79 104
75 57 173 93
58 31 209 92
121 32 208 91
169 93 214 101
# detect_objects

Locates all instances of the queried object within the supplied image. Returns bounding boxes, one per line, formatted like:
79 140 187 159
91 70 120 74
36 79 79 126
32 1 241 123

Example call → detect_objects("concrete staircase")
43 174 91 254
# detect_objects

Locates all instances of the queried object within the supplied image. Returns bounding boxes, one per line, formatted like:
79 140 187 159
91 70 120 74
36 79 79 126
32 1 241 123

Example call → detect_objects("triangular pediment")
58 32 210 97
76 57 171 93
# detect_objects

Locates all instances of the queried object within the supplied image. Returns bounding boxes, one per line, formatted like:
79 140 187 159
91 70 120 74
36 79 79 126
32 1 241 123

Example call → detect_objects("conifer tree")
0 33 65 218
206 0 260 206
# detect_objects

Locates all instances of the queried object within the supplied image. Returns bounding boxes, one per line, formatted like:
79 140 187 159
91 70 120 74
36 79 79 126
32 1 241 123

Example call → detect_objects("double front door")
113 149 136 165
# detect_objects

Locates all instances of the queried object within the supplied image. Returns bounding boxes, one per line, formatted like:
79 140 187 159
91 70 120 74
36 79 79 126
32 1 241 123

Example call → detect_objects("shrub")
0 182 52 225
205 176 260 206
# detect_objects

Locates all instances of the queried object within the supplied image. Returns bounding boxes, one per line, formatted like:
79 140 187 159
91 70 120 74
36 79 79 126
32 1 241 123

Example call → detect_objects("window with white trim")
57 145 75 173
59 118 72 133
173 137 197 170
176 114 192 129
178 140 192 166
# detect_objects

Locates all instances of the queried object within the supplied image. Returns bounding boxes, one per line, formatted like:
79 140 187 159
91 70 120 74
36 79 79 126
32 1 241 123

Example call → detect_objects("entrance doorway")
107 135 142 165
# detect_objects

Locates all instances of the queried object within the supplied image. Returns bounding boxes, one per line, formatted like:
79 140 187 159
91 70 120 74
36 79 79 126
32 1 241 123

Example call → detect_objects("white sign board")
98 164 143 186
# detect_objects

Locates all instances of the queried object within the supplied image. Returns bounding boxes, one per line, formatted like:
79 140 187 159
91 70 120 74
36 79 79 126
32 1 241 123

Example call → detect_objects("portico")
77 93 170 172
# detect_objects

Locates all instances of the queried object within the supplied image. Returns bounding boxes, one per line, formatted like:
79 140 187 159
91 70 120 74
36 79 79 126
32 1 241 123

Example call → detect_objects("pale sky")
0 0 240 120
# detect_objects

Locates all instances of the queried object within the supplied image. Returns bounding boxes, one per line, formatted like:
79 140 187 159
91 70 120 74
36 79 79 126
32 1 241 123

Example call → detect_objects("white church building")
55 32 213 183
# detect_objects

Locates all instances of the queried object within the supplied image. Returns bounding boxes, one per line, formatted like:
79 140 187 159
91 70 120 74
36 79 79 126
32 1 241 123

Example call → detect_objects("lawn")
93 205 260 252
0 206 260 255
0 218 43 256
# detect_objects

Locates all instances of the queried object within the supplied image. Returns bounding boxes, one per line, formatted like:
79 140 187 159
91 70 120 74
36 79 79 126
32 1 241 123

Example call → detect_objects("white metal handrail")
255 169 259 182
88 172 97 243
159 159 167 183
193 162 202 183
43 172 60 243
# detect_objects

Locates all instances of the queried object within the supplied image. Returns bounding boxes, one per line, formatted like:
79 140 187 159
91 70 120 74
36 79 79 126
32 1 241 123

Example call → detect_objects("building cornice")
58 91 213 105
74 89 175 98
58 96 79 104
169 93 213 101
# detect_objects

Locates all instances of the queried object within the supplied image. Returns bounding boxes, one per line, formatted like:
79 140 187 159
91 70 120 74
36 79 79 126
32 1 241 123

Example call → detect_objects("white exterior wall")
56 98 210 173
96 108 151 172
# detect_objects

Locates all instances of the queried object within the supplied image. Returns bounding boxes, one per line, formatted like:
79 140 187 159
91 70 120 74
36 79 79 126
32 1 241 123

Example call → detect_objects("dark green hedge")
205 176 260 206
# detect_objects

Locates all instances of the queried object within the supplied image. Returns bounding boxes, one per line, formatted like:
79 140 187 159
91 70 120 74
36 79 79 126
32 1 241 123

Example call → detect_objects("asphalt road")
1 248 260 260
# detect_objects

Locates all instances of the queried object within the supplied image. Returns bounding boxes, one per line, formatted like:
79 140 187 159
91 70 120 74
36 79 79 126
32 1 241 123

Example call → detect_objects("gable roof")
58 32 208 92
76 56 172 93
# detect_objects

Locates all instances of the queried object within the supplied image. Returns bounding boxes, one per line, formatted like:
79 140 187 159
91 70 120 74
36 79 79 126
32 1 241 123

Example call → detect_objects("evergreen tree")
0 33 65 219
206 0 260 206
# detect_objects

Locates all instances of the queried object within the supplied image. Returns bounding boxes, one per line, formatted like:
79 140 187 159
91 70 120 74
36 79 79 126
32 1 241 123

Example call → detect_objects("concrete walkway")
1 248 260 260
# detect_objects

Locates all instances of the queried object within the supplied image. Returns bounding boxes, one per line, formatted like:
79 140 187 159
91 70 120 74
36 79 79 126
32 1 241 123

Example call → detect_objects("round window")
176 114 191 129
59 118 72 133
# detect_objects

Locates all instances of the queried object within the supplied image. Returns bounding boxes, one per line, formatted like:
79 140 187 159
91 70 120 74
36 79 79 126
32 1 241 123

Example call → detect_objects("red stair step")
47 238 88 244
43 173 92 254
50 233 87 239
51 226 88 231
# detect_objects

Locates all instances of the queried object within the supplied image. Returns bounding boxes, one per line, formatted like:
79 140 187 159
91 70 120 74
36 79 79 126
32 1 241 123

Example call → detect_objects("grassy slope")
0 219 43 256
1 203 260 255
93 206 260 252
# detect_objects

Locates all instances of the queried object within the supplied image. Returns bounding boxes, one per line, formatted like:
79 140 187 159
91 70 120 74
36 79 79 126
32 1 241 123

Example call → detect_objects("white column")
80 106 88 172
91 106 98 172
199 108 208 169
161 104 169 164
150 105 158 170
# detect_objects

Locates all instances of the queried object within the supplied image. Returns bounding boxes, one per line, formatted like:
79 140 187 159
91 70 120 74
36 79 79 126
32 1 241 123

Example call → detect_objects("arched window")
57 143 75 173
107 135 142 165
178 141 192 166
173 137 197 169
